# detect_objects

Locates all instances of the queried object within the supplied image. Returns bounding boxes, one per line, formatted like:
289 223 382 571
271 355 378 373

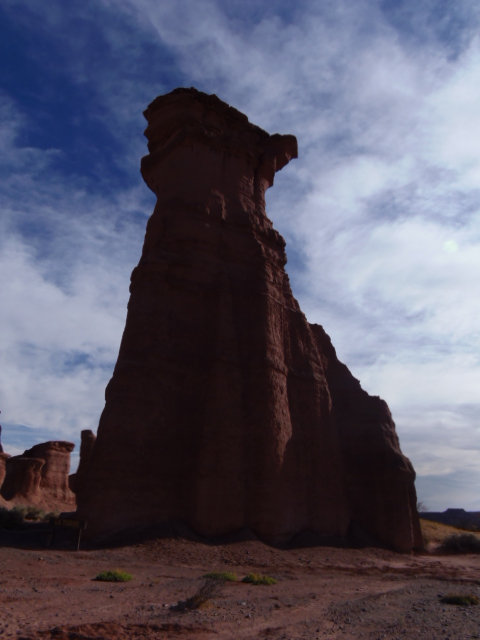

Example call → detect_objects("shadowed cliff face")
77 88 421 550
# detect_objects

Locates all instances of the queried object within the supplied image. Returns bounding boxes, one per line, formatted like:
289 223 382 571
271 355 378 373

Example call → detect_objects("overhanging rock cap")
141 87 298 181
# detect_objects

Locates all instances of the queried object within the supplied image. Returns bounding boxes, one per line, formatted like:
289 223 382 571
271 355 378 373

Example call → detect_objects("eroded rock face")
0 453 11 506
69 430 96 496
1 457 45 504
0 453 10 489
1 441 76 510
310 325 422 551
77 88 421 550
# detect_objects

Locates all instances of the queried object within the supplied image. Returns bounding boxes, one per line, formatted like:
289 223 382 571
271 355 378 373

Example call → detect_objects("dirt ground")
0 532 479 640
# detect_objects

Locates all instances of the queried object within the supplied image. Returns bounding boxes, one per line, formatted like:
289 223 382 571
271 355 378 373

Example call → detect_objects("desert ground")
0 522 479 640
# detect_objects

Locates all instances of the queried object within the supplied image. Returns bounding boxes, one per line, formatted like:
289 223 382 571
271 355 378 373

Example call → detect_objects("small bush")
440 594 479 606
94 570 133 582
23 506 46 521
203 571 237 582
241 573 277 585
440 533 480 554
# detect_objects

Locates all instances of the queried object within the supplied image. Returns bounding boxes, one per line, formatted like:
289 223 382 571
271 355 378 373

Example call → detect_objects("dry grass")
420 519 480 549
203 571 237 582
170 578 225 612
242 573 277 585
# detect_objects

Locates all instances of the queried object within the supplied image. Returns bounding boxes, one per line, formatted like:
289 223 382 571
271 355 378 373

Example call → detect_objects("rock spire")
77 88 421 550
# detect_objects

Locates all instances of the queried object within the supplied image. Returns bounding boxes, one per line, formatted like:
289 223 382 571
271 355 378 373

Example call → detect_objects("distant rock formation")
0 452 9 488
1 441 75 511
0 453 10 506
421 509 480 530
69 430 96 496
77 88 422 550
1 457 44 505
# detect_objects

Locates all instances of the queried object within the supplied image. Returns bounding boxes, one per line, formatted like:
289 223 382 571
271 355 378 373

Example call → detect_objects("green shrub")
94 570 133 582
0 506 57 527
11 506 27 520
203 571 237 582
23 506 46 521
241 573 277 585
440 594 479 606
440 533 480 554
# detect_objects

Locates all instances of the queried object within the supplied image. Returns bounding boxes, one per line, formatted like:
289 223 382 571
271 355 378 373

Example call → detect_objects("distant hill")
420 509 480 530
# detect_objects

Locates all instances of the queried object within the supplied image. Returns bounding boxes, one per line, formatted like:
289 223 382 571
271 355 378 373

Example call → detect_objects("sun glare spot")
443 240 459 253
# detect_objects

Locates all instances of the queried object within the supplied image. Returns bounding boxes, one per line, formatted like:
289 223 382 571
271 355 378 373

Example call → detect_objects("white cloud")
422 38 480 189
0 94 146 440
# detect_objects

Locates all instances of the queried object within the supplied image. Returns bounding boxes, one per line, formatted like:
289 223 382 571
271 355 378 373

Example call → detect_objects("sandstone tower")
77 88 422 550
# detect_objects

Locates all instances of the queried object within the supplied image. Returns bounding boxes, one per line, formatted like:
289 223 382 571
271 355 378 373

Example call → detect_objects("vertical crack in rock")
77 88 422 550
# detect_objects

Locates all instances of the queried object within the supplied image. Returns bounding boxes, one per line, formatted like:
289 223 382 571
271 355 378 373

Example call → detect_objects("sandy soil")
0 536 479 640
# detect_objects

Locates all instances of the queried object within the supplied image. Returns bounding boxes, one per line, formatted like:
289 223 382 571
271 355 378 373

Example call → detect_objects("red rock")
69 430 96 496
0 452 10 489
77 88 421 550
1 457 45 504
1 442 76 510
0 453 11 507
310 325 422 550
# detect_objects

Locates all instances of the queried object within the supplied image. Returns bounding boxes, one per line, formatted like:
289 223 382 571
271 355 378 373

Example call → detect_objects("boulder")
77 88 422 550
69 430 96 496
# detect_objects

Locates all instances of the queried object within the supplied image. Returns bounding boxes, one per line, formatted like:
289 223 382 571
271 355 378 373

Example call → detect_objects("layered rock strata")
77 88 421 550
1 441 76 510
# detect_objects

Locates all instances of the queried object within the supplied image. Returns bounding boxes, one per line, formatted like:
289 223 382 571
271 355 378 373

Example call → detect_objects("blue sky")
1 0 479 510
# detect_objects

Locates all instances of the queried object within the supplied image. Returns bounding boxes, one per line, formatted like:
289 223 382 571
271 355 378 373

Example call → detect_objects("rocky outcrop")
76 88 421 550
1 457 45 504
0 453 11 507
421 509 480 530
310 325 422 551
1 441 76 510
69 430 96 496
0 453 10 489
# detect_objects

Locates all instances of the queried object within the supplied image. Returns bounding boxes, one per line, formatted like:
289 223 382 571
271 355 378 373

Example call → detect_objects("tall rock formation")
77 88 421 550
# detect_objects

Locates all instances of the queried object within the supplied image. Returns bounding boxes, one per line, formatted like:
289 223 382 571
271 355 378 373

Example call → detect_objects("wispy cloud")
0 89 148 448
